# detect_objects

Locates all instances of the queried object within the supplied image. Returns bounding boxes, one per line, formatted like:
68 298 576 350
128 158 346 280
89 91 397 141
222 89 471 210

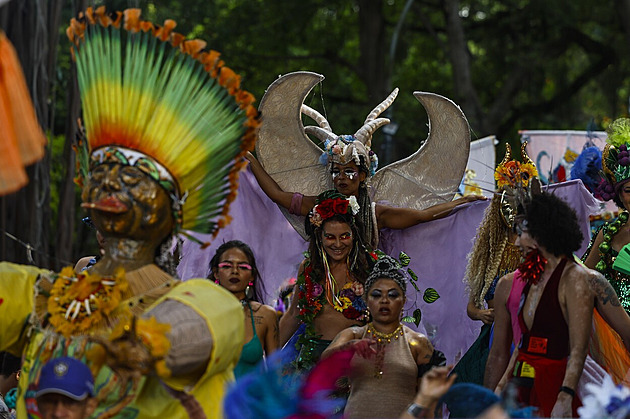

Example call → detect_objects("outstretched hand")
415 365 457 406
354 338 377 359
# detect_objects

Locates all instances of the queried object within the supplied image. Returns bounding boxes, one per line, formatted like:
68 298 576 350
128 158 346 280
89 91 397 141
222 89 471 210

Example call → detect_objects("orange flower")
182 39 206 58
155 19 177 41
123 9 141 32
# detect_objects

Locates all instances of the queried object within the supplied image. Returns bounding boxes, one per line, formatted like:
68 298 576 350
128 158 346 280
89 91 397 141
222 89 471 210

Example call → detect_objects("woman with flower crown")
321 255 436 419
279 190 374 370
0 7 259 418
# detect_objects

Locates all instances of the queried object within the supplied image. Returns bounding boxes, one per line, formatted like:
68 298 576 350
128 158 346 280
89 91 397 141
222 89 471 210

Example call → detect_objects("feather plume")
224 348 353 419
68 7 260 236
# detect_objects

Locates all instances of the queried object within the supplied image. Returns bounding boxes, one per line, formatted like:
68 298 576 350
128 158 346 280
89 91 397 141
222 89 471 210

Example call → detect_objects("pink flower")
332 145 341 154
312 282 323 297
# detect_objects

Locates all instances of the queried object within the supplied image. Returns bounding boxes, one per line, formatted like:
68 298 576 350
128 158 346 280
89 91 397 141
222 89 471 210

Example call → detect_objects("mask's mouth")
81 195 129 214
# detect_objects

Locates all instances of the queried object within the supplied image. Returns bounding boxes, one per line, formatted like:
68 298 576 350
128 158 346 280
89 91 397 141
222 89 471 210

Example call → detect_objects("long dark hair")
209 240 264 302
306 213 372 285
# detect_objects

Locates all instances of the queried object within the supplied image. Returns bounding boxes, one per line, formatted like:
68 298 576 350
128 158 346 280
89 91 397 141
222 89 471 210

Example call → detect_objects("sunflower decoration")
47 266 128 337
494 143 539 189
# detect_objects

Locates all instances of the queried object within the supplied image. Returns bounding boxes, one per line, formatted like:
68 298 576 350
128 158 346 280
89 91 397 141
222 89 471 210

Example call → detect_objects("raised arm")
376 195 485 230
483 274 514 390
245 152 316 215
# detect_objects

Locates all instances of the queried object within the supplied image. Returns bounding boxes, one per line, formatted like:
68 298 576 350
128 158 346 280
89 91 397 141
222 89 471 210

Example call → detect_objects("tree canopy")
1 0 629 268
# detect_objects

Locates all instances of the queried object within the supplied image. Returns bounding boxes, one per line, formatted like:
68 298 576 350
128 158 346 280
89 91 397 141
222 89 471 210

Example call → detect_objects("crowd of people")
2 4 630 419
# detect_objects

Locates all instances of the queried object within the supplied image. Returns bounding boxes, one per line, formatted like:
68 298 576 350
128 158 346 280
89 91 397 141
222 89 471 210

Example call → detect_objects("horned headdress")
302 89 399 176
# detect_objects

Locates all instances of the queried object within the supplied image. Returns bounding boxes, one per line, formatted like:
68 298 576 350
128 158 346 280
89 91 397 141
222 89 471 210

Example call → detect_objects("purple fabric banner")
178 167 599 364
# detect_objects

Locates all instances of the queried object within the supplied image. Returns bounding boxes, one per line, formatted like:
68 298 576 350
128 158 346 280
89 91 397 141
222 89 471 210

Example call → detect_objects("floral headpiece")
599 118 630 201
495 142 539 228
68 7 260 240
494 142 538 189
309 192 360 227
302 89 399 177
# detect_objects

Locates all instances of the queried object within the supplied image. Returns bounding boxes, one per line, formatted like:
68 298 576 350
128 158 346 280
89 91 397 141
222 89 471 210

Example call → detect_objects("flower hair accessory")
308 192 360 227
494 142 538 189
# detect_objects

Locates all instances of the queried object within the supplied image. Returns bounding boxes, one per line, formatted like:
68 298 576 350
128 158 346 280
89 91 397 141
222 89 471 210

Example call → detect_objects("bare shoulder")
580 266 622 307
252 302 277 319
560 262 596 296
494 272 515 298
404 326 433 351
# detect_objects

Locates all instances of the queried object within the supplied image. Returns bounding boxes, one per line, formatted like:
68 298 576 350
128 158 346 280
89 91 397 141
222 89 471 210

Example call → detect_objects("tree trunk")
0 0 64 268
442 0 486 133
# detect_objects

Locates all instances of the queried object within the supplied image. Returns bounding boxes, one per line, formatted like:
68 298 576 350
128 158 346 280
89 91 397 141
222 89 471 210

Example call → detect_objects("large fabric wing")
256 71 331 239
370 92 470 209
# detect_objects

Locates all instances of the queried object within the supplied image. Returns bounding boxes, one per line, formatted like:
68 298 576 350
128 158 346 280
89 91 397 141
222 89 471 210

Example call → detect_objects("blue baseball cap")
35 357 94 401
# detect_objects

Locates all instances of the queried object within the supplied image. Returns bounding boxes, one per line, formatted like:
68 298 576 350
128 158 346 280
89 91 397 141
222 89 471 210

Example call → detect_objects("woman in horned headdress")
246 88 483 249
0 7 259 418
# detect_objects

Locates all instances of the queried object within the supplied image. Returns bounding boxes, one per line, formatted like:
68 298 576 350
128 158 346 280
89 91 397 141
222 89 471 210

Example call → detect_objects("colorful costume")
582 214 630 311
511 258 581 417
0 6 259 418
291 191 370 370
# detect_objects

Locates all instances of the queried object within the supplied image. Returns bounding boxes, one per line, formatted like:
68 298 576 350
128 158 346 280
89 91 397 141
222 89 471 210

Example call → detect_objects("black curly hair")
523 192 583 257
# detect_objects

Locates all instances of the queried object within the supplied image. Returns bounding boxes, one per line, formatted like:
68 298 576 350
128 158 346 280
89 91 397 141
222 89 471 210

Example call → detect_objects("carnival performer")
279 190 373 370
584 118 630 312
209 240 279 377
505 190 594 417
322 255 437 419
0 6 259 418
452 143 534 385
246 90 483 249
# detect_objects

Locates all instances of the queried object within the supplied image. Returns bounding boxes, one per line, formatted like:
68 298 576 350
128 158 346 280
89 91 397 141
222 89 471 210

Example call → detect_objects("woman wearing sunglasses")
209 240 279 377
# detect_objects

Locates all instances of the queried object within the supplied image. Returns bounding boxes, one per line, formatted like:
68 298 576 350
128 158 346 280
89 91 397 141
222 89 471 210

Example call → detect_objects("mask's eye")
237 263 252 271
369 290 382 298
331 169 340 180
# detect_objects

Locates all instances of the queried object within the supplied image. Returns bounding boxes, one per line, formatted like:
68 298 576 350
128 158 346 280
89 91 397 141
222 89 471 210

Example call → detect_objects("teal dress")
234 302 264 378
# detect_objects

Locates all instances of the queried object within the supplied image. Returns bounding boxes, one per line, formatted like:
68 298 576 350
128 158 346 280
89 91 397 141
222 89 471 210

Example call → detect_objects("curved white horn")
364 88 399 124
305 126 337 143
301 104 332 131
354 118 390 147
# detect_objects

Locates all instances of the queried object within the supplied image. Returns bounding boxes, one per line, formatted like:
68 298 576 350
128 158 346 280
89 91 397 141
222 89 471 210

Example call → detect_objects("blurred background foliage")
1 0 630 268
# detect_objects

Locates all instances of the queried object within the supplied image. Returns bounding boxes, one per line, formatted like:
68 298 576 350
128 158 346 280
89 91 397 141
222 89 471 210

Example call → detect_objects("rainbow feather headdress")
67 7 259 240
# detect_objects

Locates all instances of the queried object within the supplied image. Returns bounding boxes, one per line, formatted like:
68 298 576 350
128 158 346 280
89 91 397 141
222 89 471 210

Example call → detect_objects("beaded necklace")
366 322 404 378
595 211 629 272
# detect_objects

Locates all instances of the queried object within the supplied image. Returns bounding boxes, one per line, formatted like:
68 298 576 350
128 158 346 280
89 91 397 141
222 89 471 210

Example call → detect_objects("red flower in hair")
315 198 349 220
333 199 349 215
